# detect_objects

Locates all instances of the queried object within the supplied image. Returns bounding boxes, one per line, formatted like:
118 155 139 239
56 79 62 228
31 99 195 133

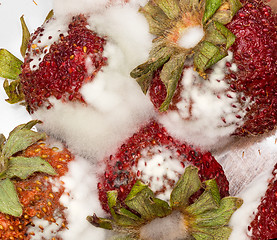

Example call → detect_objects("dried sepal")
131 0 241 111
87 214 113 230
153 0 181 20
0 134 6 152
140 2 173 35
159 52 187 111
44 9 54 23
3 79 25 104
179 0 205 12
20 15 30 58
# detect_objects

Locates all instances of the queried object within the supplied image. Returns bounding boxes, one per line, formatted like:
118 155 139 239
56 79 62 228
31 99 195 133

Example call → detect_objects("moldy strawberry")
97 120 230 213
131 0 277 148
226 0 277 136
20 14 107 113
0 121 73 239
90 166 242 240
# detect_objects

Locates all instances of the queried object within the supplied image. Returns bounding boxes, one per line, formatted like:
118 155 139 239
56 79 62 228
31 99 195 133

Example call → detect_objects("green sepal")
0 49 23 80
87 214 113 230
205 22 227 46
8 120 41 137
0 178 22 217
212 0 242 25
125 181 171 220
88 166 242 239
4 156 57 180
192 226 232 240
194 21 234 73
20 15 30 58
2 125 46 159
114 207 142 222
213 21 236 49
203 0 222 24
228 0 242 19
107 190 120 219
107 191 141 227
170 166 202 208
194 196 243 228
205 49 227 71
3 79 25 104
154 0 181 20
159 52 186 111
194 41 227 73
185 179 221 216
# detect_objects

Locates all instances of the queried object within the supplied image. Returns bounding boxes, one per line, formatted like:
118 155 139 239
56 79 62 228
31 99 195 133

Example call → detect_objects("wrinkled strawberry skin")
248 163 277 239
98 121 229 212
21 15 107 113
226 0 277 136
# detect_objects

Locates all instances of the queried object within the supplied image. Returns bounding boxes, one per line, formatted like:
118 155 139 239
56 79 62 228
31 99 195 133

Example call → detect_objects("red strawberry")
131 0 277 147
0 121 73 239
248 163 277 239
0 3 155 160
20 14 107 113
225 0 277 136
97 120 229 213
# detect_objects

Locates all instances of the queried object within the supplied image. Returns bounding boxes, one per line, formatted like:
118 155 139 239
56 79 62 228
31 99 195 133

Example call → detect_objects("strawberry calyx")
130 0 242 111
0 120 57 217
0 15 29 105
88 166 242 240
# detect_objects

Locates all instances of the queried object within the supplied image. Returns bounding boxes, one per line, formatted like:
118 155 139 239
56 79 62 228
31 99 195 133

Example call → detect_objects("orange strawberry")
0 120 73 240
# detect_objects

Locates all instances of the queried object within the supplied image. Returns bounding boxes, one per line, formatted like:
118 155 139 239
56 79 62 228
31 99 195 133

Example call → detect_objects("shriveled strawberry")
0 121 73 239
248 163 277 239
131 0 277 148
225 0 277 136
19 14 107 113
97 120 229 213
